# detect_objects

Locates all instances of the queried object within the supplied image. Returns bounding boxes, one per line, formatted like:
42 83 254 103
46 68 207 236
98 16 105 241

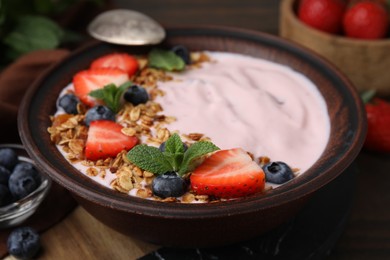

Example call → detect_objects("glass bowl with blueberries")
0 144 51 228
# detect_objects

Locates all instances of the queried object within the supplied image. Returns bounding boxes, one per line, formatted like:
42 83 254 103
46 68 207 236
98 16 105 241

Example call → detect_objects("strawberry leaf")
89 81 132 113
127 145 173 174
148 48 185 71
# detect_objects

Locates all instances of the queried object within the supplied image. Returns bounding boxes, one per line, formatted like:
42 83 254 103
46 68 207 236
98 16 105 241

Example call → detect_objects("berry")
262 161 294 184
159 141 188 152
343 1 389 39
90 53 139 77
190 148 265 199
7 227 41 259
123 85 149 105
85 120 138 160
152 172 187 198
0 148 18 171
8 162 41 200
364 98 390 152
84 105 116 126
0 165 12 185
298 0 347 34
73 68 129 107
171 45 191 64
58 93 80 114
0 184 12 206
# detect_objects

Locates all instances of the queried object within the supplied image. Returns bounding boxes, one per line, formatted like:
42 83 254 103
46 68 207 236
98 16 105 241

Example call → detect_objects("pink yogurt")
155 52 330 173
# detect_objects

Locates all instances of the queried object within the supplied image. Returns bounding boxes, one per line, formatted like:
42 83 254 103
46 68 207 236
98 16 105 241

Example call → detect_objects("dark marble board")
140 164 356 260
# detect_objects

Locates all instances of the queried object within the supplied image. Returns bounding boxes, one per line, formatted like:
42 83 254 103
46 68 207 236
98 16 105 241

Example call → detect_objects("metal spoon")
87 9 166 45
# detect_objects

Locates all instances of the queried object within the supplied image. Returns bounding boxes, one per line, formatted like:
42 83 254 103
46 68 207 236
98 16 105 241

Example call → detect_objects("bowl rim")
18 25 367 218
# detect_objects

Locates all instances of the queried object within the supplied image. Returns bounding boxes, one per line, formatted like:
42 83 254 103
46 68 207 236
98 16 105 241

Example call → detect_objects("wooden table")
6 1 390 259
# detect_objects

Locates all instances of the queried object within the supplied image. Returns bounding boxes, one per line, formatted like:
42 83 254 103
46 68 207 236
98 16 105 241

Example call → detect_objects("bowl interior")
18 26 366 217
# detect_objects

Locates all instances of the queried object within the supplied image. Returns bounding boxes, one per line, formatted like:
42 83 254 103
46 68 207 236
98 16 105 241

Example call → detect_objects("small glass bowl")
0 144 51 228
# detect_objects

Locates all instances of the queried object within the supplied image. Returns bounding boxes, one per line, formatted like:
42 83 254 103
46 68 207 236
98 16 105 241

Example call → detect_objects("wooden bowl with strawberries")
280 0 390 96
18 25 366 247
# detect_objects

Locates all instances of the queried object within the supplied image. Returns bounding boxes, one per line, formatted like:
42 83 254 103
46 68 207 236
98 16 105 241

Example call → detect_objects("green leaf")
127 145 173 174
162 133 185 171
89 81 132 113
179 141 220 175
360 89 376 104
148 48 185 71
3 15 64 56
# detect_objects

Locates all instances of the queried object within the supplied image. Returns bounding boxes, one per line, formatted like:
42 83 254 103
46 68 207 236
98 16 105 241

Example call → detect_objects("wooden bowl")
280 0 390 97
18 26 366 247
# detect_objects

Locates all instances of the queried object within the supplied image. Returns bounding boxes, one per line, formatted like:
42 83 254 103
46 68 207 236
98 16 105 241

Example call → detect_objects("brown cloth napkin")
0 49 70 143
0 49 77 257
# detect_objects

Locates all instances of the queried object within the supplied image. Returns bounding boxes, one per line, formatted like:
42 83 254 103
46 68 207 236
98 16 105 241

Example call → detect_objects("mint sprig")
89 81 132 113
127 133 219 175
148 48 185 71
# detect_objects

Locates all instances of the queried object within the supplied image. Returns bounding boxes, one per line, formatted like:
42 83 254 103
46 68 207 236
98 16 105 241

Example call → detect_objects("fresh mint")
89 81 132 113
127 133 220 175
126 145 173 175
148 48 185 71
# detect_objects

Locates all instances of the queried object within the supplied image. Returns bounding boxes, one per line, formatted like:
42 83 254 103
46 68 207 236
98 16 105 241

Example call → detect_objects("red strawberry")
298 0 347 34
190 148 265 199
364 98 390 152
73 68 129 107
90 53 139 77
343 1 389 39
85 120 138 161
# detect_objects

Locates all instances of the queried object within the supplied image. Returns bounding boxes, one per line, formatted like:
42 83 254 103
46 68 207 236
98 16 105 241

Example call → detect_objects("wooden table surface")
5 1 390 259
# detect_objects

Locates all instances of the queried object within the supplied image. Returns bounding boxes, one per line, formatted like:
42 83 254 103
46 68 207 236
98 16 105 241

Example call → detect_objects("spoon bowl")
87 9 166 45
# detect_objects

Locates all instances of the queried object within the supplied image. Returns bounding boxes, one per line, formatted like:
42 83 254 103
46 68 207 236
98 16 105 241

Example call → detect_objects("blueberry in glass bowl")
0 144 51 228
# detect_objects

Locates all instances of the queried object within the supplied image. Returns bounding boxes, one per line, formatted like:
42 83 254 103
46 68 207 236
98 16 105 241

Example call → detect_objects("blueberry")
9 162 41 200
123 85 149 105
0 148 18 171
58 93 79 114
159 141 188 152
171 45 191 64
7 227 41 259
84 105 116 126
152 172 187 198
262 161 294 184
0 165 12 185
0 184 12 206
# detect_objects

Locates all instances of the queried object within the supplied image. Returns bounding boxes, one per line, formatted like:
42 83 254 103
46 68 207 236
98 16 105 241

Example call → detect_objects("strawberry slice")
73 68 129 107
85 120 138 161
190 148 265 199
90 53 139 77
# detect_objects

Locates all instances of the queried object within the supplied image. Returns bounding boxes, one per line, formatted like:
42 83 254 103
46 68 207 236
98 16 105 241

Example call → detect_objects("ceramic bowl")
0 144 51 228
18 26 366 247
280 0 390 96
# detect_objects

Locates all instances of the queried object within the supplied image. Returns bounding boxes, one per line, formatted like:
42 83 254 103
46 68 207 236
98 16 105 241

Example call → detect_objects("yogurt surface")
155 52 330 173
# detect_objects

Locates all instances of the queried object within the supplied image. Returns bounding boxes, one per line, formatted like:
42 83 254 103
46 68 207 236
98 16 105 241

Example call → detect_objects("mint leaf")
127 145 173 174
179 141 220 175
148 48 185 71
163 133 185 171
89 81 132 113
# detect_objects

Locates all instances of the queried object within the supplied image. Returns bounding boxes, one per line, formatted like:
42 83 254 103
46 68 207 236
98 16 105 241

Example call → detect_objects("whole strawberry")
298 0 347 34
364 97 390 153
343 0 389 39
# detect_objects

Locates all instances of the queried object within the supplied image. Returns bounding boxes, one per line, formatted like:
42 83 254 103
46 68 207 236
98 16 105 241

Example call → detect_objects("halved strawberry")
190 148 265 199
90 53 139 77
73 68 129 107
85 120 138 161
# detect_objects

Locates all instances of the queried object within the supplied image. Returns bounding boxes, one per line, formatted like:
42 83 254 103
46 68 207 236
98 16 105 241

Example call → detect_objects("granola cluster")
47 52 216 203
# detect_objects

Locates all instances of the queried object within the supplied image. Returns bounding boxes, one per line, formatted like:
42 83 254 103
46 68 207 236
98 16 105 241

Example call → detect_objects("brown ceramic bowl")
18 26 366 247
